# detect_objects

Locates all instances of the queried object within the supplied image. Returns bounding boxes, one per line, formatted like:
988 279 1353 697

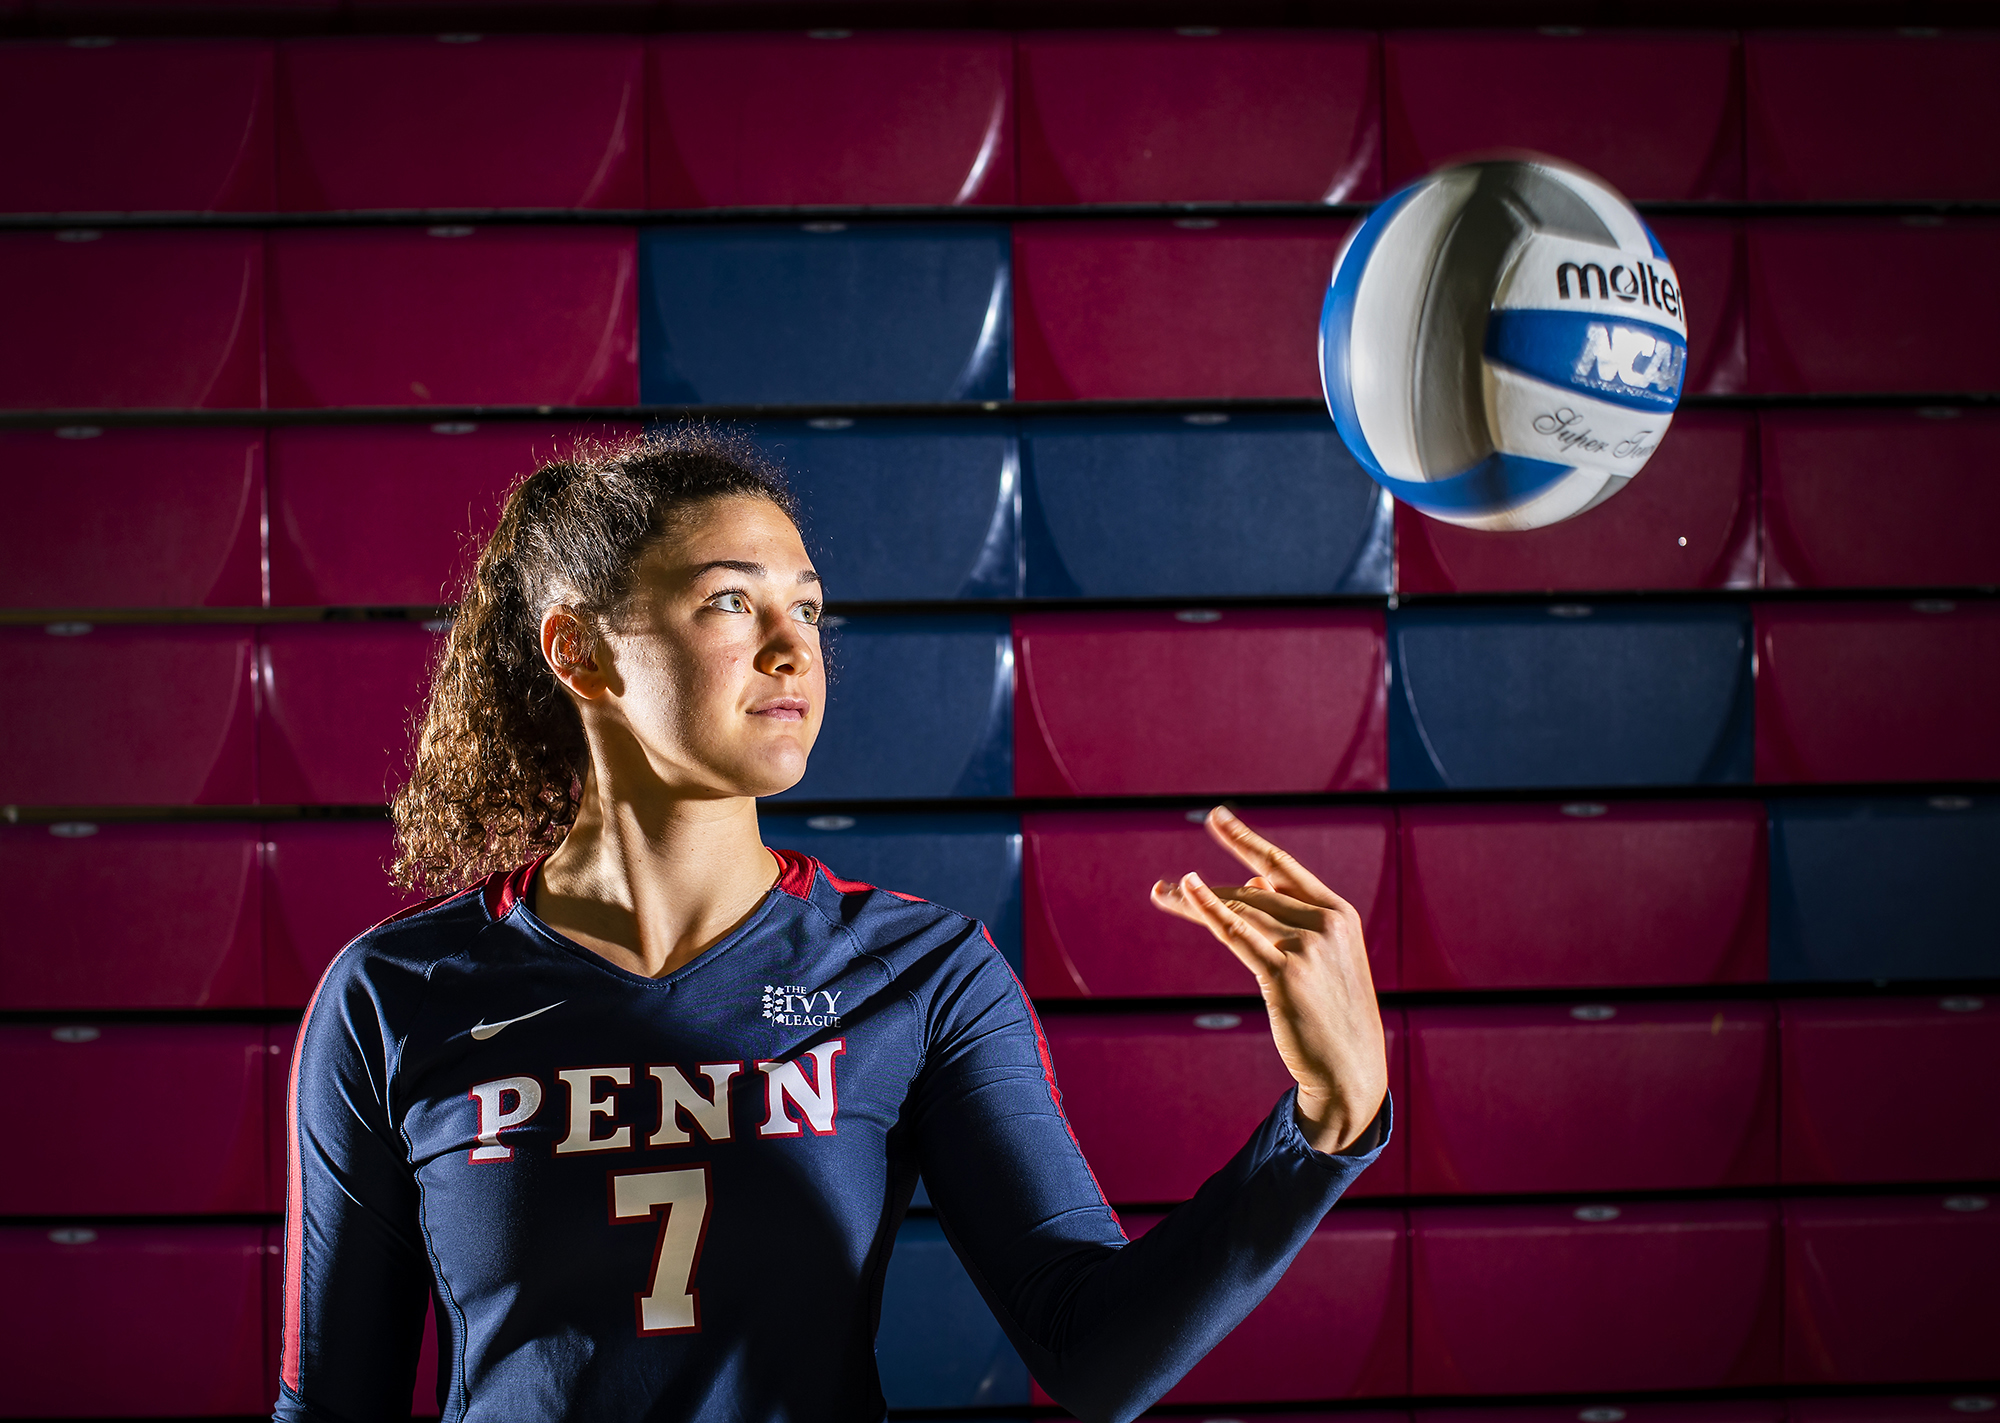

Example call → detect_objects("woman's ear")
540 607 609 700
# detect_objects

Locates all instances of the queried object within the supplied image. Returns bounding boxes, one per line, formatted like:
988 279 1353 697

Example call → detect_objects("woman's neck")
532 773 779 980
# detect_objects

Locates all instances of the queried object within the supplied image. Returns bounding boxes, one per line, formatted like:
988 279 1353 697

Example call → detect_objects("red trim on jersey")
999 955 1122 1231
375 883 479 932
769 848 818 899
820 867 875 896
485 854 552 920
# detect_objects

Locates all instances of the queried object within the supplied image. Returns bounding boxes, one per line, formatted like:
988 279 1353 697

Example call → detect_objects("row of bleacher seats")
3 31 1997 214
4 604 1995 805
6 795 1992 1009
9 413 2000 605
5 217 2000 408
9 1194 1996 1414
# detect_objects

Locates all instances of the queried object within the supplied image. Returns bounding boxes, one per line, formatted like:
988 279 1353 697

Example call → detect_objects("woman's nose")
754 614 814 678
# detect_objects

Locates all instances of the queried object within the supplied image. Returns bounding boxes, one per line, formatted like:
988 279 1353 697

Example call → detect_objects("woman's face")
584 495 826 800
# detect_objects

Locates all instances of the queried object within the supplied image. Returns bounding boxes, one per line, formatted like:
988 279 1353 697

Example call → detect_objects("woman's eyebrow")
689 559 821 585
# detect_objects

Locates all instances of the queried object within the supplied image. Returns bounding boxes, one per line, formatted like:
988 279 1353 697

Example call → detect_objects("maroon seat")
0 823 262 1009
1044 1009 1406 1204
649 33 1014 207
0 1022 269 1213
1016 30 1380 203
1412 1200 1782 1393
1762 409 2000 589
266 227 638 408
276 36 641 211
1383 31 1743 199
1407 1001 1777 1195
0 38 273 213
265 819 419 1007
1790 1397 2000 1423
1421 1399 1785 1423
1781 996 2000 1185
1746 33 2000 200
1 1224 269 1417
1748 220 2000 393
1013 609 1386 796
1013 220 1351 400
1785 1194 1999 1383
0 624 256 806
1647 217 1747 395
1399 801 1767 989
1022 807 1397 997
0 229 264 410
269 422 641 607
1397 411 1757 593
0 427 264 609
258 622 445 806
1755 602 2000 783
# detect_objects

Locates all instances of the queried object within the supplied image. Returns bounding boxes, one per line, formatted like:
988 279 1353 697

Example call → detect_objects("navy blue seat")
776 615 1011 802
1021 413 1391 597
1388 603 1753 789
640 224 1010 404
1770 795 1999 982
763 811 1022 971
754 418 1019 600
876 1217 1028 1409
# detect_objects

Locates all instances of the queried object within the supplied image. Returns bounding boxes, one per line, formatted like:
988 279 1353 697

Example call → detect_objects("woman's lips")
750 698 809 722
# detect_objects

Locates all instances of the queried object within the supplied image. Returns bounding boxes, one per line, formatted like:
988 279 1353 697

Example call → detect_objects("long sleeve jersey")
276 849 1390 1423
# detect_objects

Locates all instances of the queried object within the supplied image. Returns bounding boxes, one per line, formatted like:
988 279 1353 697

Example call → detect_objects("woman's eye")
795 602 822 626
711 591 750 613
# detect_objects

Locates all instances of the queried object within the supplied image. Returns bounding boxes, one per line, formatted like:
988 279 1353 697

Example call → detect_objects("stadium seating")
1042 1009 1407 1203
275 36 644 211
1747 220 2000 394
1790 1398 2000 1423
0 822 264 1009
0 426 265 608
1382 31 1743 200
775 615 1013 801
1411 1200 1783 1393
1406 1001 1778 1195
1784 1194 1999 1383
1 1022 271 1214
753 418 1020 600
1012 219 1351 400
649 33 1014 207
1769 795 1998 983
1646 218 1747 394
268 422 639 607
1013 609 1387 796
257 622 445 805
1754 602 2000 783
762 811 1022 966
1419 1401 1785 1423
1388 604 1754 790
1399 801 1767 989
0 229 264 410
1111 1210 1409 1402
1395 411 1758 593
1021 807 1398 997
639 224 1011 404
1781 996 2000 1185
267 226 638 408
1 1224 269 1417
1015 29 1381 203
0 38 274 214
1020 413 1392 598
1761 408 2000 589
876 1217 1028 1408
1745 33 2000 200
264 819 415 1006
0 624 257 806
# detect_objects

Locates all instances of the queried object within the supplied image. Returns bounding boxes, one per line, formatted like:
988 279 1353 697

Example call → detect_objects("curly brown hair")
390 425 799 896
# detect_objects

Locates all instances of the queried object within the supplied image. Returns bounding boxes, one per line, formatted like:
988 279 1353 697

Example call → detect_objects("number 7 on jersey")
610 1166 711 1334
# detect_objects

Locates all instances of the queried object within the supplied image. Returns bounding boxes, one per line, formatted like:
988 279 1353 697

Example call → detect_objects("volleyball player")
276 427 1390 1423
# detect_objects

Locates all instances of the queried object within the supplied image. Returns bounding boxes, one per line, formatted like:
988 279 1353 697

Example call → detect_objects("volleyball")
1319 158 1687 531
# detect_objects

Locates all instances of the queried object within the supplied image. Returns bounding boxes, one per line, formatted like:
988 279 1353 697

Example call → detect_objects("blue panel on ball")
877 1217 1028 1408
1388 603 1753 789
1486 309 1686 412
640 224 1011 404
774 615 1012 802
751 418 1020 600
1318 182 1421 482
1020 413 1391 597
1770 796 2000 982
1372 450 1574 517
761 811 1023 971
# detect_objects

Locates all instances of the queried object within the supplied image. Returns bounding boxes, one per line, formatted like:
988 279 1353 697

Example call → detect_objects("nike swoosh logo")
469 1001 564 1041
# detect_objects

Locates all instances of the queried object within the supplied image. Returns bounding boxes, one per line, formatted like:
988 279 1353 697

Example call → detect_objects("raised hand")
1150 807 1389 1155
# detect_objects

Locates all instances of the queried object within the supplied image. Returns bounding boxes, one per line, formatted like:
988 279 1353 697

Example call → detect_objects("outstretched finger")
1151 871 1284 973
1203 806 1347 910
1199 881 1328 931
1152 877 1296 941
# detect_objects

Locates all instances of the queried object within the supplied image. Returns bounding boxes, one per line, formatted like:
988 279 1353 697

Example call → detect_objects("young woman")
277 427 1390 1423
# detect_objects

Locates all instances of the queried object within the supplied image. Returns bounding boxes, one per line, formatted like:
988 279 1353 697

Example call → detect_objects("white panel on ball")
1320 158 1687 531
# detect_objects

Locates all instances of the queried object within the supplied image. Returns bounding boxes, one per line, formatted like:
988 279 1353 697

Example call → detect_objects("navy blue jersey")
277 849 1389 1423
